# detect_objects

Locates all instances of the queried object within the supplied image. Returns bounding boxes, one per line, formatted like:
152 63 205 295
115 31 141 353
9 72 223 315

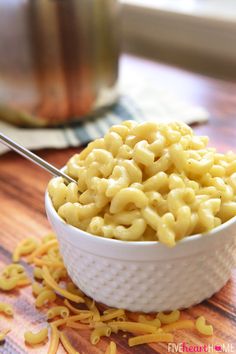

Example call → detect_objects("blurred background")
0 0 235 146
121 0 236 78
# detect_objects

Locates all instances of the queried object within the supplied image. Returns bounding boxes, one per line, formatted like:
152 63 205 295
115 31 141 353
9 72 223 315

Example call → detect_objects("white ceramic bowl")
45 192 236 313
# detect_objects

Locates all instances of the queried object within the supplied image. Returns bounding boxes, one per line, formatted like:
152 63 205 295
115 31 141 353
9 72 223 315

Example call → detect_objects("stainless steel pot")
0 0 119 126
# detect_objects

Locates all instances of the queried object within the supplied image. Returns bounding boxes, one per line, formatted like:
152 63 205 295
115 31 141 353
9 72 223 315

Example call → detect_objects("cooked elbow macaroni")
48 121 236 247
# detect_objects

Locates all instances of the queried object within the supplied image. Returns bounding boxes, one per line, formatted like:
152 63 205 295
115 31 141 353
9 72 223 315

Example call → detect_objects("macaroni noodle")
0 302 13 316
195 316 214 336
48 121 236 246
0 233 215 352
24 328 48 345
105 341 117 354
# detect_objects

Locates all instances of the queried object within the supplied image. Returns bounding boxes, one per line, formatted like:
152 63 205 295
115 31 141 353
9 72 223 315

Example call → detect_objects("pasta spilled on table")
0 233 214 353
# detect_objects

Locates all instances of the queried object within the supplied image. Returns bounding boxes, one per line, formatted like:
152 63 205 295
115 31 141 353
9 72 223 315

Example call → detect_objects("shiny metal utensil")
0 132 76 184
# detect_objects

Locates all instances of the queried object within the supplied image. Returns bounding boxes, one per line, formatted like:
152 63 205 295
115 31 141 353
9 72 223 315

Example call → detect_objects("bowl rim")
45 189 236 248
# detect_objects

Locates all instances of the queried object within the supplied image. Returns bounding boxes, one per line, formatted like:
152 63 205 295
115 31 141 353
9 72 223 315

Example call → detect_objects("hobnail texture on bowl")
45 192 236 313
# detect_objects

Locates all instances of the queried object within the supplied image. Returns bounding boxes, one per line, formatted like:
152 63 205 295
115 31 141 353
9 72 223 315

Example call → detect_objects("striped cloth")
0 89 208 155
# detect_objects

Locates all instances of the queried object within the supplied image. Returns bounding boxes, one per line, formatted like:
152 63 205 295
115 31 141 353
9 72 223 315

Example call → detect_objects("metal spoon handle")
0 132 76 184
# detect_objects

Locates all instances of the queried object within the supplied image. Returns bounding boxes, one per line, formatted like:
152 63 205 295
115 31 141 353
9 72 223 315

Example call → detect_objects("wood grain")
0 54 236 353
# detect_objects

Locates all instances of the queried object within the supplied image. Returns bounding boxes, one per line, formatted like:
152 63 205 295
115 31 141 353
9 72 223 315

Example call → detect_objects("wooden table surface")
0 54 236 353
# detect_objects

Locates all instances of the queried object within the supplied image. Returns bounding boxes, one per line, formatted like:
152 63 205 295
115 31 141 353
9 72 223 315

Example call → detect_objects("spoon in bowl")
0 132 76 184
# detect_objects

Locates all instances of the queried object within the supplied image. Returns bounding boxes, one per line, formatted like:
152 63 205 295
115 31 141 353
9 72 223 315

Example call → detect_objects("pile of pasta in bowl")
48 121 236 246
0 121 235 352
